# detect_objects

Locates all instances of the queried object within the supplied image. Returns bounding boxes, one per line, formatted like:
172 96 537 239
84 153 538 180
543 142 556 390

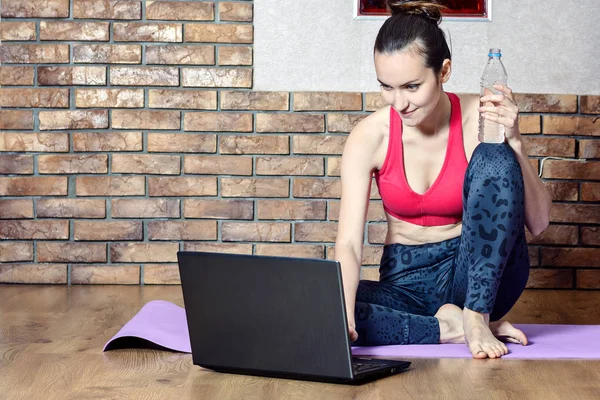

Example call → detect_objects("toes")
470 343 488 359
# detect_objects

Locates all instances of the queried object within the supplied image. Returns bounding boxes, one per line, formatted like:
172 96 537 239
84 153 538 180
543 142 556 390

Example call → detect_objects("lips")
401 109 417 117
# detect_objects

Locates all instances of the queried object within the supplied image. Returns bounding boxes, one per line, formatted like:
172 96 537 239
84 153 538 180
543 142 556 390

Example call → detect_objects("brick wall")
0 0 598 288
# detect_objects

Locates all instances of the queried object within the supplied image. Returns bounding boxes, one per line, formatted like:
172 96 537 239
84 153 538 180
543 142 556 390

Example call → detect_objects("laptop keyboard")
352 357 391 374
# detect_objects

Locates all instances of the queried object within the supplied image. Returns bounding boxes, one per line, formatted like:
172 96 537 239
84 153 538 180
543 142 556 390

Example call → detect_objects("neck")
416 90 451 137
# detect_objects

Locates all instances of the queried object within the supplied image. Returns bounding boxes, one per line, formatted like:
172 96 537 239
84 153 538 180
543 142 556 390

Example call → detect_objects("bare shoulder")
457 93 480 120
346 105 389 149
456 93 480 160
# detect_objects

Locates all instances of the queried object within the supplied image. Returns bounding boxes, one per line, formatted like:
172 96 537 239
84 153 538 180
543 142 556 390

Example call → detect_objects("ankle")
463 308 490 324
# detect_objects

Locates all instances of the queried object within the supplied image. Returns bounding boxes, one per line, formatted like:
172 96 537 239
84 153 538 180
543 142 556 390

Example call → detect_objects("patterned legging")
353 143 530 346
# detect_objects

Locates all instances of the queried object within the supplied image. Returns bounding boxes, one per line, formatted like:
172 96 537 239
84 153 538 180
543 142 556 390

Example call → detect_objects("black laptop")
177 251 411 385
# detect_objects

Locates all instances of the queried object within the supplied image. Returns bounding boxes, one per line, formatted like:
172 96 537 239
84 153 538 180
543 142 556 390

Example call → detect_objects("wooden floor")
2 285 600 400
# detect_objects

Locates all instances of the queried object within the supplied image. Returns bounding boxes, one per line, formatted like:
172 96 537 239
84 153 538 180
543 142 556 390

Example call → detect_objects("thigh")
356 279 431 316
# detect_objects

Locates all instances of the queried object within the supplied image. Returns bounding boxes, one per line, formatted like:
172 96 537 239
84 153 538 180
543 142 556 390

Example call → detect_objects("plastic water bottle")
478 48 508 144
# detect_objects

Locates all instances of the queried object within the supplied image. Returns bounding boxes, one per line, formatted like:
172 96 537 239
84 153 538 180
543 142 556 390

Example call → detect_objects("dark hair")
374 1 451 76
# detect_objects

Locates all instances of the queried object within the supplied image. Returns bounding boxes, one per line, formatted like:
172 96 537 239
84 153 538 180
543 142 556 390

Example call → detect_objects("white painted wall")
255 0 600 94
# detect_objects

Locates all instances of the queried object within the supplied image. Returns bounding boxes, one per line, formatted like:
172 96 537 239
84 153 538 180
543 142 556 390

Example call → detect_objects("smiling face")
374 46 451 127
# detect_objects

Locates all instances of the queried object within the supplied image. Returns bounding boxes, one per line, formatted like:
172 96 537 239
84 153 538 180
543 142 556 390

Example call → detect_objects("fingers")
480 84 517 109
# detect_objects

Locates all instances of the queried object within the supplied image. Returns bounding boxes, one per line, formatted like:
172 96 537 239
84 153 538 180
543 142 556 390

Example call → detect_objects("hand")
478 84 521 146
348 321 358 342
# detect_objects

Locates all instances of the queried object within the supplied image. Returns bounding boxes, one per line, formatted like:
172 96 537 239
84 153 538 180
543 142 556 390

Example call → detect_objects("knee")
470 143 521 178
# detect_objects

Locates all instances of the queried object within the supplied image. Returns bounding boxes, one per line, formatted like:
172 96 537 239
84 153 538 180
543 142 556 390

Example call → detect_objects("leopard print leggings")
353 143 530 346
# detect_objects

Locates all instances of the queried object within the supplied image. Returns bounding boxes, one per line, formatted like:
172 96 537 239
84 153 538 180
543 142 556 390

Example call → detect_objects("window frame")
354 0 492 21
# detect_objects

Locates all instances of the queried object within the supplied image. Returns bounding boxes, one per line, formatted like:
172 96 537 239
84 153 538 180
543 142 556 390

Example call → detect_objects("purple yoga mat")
104 300 600 359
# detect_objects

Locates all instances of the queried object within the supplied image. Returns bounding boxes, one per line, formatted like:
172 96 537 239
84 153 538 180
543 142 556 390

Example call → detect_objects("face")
374 47 451 127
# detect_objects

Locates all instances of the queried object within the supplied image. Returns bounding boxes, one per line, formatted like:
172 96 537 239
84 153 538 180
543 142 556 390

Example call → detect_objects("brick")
0 132 69 152
148 133 216 153
75 89 144 108
1 0 69 18
184 155 252 175
327 157 342 176
185 24 252 43
37 243 106 263
36 199 106 218
295 222 338 242
255 244 324 259
0 220 68 240
0 155 33 174
221 178 289 197
72 265 140 285
184 112 252 132
256 200 326 220
543 181 578 201
111 110 180 129
577 270 600 289
294 92 362 111
580 140 600 158
114 23 182 42
581 227 600 246
0 242 33 262
146 45 214 65
550 204 600 224
368 224 387 244
365 92 386 111
327 245 383 265
147 1 214 20
1 22 36 41
73 0 141 19
73 44 141 64
327 114 367 133
182 68 252 88
541 160 599 180
361 267 380 281
39 110 108 131
526 269 573 289
329 200 386 222
0 264 67 284
149 89 216 109
74 221 142 241
293 178 341 198
38 66 106 85
0 199 33 219
220 136 289 155
518 115 541 134
0 110 33 130
526 225 578 245
0 88 69 108
255 156 324 176
543 116 600 136
40 21 109 41
148 220 217 240
183 242 252 254
256 114 324 133
148 177 217 196
76 176 145 196
222 222 291 242
514 94 577 113
582 183 600 202
0 44 69 64
38 154 108 174
111 154 180 175
0 177 67 196
523 137 575 157
541 248 600 267
110 66 179 86
219 2 253 22
144 264 180 285
184 199 253 219
73 132 142 152
221 91 289 111
218 46 252 66
293 135 347 155
581 96 600 114
0 66 34 85
111 199 180 218
111 242 179 263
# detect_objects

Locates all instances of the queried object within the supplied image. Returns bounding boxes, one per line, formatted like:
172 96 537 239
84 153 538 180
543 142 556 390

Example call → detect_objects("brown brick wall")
0 0 598 288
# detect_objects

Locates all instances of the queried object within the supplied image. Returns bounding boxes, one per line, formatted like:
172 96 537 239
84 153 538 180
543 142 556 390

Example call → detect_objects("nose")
393 92 408 111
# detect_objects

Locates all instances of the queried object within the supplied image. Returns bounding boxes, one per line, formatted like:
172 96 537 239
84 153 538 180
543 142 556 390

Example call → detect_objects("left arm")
479 85 552 236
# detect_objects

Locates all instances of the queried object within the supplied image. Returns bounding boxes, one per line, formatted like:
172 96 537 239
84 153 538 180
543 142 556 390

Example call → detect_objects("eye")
406 84 420 92
380 84 393 91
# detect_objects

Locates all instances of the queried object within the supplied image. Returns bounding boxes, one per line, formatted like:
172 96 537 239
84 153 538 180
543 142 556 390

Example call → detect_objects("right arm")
335 119 381 341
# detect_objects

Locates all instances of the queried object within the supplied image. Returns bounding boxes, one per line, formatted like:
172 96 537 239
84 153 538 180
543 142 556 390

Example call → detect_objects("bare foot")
434 304 465 344
490 320 528 346
463 308 507 359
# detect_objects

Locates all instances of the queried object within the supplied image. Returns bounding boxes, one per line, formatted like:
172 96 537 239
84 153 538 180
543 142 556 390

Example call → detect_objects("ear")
439 59 452 84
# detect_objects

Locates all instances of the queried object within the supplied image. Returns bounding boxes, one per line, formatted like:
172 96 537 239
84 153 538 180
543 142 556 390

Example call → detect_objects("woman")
335 0 552 359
